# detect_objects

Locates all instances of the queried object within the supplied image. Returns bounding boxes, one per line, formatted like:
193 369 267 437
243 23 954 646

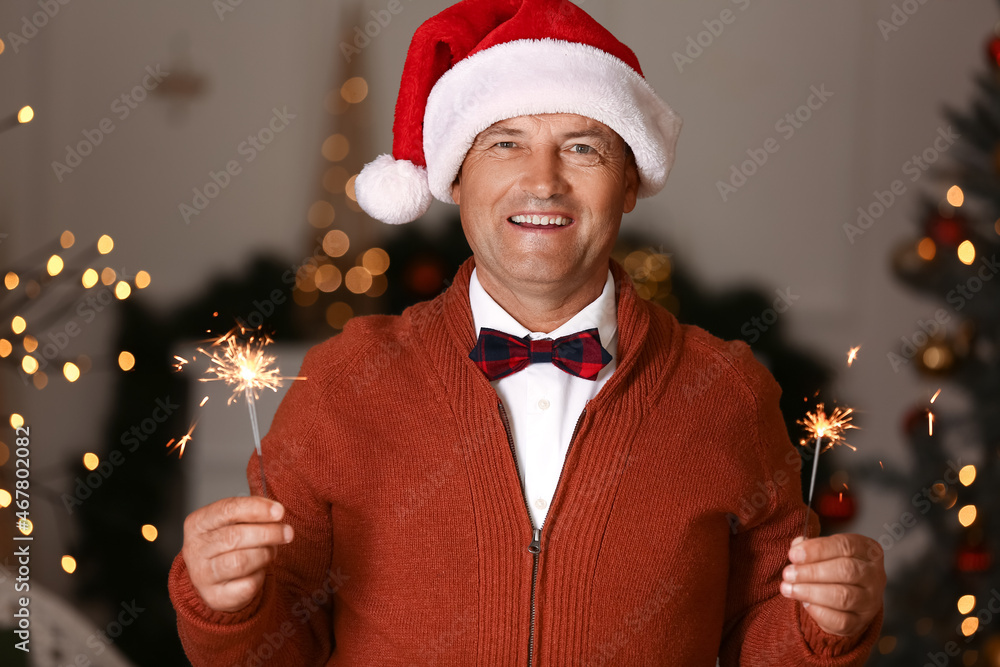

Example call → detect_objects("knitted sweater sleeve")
168 342 341 666
717 344 883 666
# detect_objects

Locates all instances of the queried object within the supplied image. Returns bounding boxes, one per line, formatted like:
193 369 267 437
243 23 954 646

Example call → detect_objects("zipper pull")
528 528 541 554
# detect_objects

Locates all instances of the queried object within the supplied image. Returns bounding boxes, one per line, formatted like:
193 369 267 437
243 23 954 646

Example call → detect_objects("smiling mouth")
508 214 574 227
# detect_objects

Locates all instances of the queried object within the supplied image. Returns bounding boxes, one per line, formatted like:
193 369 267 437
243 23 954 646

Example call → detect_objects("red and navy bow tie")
469 327 612 381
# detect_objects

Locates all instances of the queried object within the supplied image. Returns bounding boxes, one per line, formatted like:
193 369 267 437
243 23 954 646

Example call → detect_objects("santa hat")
355 0 682 225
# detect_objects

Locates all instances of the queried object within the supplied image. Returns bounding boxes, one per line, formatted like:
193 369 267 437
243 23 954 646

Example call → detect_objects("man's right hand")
182 497 294 613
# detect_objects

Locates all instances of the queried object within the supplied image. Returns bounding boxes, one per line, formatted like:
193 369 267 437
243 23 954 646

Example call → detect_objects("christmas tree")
870 16 1000 667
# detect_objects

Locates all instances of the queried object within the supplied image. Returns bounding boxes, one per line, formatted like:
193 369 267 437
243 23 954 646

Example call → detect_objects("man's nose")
517 149 568 200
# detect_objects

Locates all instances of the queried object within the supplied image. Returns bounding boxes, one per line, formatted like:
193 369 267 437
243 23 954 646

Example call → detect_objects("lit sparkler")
166 421 198 458
928 388 941 436
846 346 861 367
798 403 857 538
194 325 303 496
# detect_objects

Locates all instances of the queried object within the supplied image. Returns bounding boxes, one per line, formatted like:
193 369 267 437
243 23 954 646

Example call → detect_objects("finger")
789 533 875 565
783 556 873 586
208 546 279 584
187 497 284 534
781 581 876 613
207 571 267 613
800 602 866 637
201 522 293 558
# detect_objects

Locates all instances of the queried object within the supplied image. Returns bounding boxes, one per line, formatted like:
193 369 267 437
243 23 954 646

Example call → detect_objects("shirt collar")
468 267 618 352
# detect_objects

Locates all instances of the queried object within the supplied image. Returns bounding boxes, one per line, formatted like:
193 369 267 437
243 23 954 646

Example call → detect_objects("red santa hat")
355 0 682 225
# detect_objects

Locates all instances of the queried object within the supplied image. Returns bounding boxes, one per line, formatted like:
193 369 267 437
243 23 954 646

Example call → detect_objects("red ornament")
925 213 969 247
816 488 856 523
987 34 1000 69
956 542 992 573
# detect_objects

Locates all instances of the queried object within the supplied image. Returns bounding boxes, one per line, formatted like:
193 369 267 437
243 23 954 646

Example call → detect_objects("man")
169 0 886 664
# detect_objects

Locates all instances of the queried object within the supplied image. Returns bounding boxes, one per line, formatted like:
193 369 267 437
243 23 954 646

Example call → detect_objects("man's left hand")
780 533 886 637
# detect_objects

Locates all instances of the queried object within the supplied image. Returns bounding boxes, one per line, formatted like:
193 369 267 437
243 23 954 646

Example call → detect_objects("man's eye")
572 144 595 154
496 141 516 149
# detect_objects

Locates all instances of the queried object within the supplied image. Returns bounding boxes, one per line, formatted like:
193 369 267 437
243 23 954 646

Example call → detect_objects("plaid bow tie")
469 327 612 381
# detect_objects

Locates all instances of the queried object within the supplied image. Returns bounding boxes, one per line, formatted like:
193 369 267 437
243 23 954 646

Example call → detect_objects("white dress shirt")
468 267 618 529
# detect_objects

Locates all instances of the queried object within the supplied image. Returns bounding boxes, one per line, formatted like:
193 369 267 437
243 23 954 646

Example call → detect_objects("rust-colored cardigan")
169 256 882 666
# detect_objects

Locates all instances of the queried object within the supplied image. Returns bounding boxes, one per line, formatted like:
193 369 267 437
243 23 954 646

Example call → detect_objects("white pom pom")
355 154 433 225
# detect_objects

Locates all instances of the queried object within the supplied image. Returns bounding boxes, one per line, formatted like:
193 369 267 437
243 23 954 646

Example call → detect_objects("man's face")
451 113 639 298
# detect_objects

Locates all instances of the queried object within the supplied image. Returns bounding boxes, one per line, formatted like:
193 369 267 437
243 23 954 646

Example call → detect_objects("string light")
0 339 10 358
345 266 373 294
0 490 11 508
63 362 81 382
957 240 975 265
97 234 114 254
18 106 33 124
961 617 979 637
12 316 26 334
362 248 390 275
4 272 18 290
307 201 336 228
46 254 64 276
322 230 350 257
141 524 158 542
115 281 131 300
83 453 99 471
119 351 135 371
82 269 99 288
60 230 75 248
917 237 936 261
341 77 368 104
21 356 38 374
946 185 964 207
10 414 24 429
959 465 976 486
23 335 37 353
322 134 350 162
958 505 977 527
958 595 976 615
135 270 151 289
61 556 77 574
101 267 117 285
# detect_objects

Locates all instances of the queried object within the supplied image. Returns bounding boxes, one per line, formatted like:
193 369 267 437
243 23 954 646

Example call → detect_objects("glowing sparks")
199 396 209 407
798 403 857 453
166 421 197 458
930 388 942 403
847 346 860 367
928 411 935 436
173 355 191 372
197 327 300 404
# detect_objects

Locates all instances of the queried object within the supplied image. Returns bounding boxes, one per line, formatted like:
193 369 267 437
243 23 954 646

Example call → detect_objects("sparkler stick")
798 403 857 539
194 325 303 497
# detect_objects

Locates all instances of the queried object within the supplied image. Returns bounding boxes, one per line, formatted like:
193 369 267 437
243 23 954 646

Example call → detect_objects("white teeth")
510 215 571 226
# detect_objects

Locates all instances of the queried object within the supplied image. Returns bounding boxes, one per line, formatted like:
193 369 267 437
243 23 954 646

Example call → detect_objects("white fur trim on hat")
355 153 434 225
423 38 682 205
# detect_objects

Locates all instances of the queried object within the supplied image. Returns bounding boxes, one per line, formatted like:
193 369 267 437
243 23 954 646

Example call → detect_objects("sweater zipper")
498 399 586 667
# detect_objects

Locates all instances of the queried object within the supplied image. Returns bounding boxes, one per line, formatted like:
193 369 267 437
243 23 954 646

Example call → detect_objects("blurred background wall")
0 0 997 665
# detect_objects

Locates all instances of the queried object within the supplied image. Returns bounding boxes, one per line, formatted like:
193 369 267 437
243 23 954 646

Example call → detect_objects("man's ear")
451 172 462 205
622 158 639 214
